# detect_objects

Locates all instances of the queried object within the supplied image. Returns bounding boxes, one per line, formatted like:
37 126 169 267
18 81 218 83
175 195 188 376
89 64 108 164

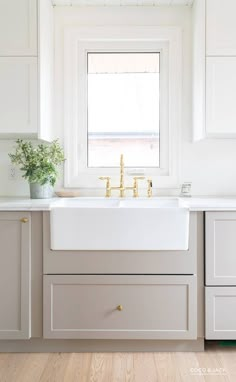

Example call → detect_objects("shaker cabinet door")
0 0 37 56
206 0 236 56
206 212 236 286
206 58 236 137
206 287 236 339
0 212 31 339
0 58 38 135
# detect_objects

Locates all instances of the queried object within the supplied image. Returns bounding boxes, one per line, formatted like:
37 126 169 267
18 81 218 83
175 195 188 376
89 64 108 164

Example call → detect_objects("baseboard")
0 338 205 353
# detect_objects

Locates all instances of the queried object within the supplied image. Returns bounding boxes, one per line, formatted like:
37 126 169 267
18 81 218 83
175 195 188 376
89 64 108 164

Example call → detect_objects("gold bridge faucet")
99 154 152 198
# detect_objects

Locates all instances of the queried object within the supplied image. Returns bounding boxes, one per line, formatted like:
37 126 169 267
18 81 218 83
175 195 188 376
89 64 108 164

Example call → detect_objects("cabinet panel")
0 212 31 339
44 275 197 340
206 58 236 137
206 0 236 56
206 212 236 285
0 0 37 56
43 212 200 275
206 287 236 339
0 58 38 135
192 0 206 141
38 0 55 141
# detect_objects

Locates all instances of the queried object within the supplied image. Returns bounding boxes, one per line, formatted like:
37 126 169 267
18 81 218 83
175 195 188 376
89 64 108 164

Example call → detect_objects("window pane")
87 52 160 168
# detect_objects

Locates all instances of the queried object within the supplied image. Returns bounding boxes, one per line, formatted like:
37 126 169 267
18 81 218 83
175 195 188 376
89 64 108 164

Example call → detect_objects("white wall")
0 141 29 196
1 5 236 196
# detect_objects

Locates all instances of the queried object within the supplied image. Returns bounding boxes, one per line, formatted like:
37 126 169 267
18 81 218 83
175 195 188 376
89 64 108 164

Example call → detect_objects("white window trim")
64 26 182 189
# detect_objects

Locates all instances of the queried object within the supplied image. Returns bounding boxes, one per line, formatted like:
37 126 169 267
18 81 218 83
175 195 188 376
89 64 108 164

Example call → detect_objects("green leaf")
9 139 65 186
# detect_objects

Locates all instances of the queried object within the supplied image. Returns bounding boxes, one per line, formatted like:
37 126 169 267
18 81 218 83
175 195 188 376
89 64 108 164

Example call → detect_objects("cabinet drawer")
206 212 236 285
206 287 236 339
44 275 197 340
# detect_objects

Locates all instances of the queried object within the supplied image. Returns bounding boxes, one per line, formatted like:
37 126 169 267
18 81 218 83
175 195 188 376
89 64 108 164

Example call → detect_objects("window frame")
64 26 182 189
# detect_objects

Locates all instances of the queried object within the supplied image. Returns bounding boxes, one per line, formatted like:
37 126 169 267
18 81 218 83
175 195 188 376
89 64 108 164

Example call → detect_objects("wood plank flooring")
0 343 236 382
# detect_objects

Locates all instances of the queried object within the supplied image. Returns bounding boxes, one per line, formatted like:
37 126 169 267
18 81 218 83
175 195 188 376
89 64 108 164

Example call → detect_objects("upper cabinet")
206 0 236 56
0 0 37 56
206 57 236 137
0 57 38 135
0 0 55 141
193 0 236 140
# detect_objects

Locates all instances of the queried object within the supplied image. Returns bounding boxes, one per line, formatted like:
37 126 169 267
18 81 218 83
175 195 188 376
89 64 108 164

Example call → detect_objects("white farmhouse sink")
50 198 189 251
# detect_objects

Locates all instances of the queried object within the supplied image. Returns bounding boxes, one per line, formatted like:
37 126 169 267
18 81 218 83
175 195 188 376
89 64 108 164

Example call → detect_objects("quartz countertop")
180 197 236 211
0 197 57 211
1 196 236 211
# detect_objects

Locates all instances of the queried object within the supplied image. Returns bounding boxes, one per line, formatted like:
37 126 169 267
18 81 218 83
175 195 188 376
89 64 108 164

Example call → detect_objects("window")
64 26 182 188
87 52 160 168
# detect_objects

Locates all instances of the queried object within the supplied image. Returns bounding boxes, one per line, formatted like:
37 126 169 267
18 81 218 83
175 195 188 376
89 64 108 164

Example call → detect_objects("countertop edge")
1 197 236 211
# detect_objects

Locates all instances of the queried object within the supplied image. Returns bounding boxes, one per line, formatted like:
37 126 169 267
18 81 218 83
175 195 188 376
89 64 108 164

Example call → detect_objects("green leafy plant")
9 139 65 186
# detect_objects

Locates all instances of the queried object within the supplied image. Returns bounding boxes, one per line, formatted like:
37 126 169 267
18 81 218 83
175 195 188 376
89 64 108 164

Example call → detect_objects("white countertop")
0 197 57 211
2 196 236 211
180 197 236 211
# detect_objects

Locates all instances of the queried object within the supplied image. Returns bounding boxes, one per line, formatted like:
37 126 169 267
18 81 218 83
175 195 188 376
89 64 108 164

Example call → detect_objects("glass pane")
87 52 160 168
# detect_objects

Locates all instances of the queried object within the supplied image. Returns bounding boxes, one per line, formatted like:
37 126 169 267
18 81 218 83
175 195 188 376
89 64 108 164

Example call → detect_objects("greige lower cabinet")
42 212 203 342
206 287 236 339
205 212 236 339
0 212 31 339
43 212 198 275
43 275 197 340
206 212 236 285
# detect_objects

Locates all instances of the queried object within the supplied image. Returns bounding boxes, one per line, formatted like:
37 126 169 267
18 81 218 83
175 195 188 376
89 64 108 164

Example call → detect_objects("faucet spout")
99 154 146 198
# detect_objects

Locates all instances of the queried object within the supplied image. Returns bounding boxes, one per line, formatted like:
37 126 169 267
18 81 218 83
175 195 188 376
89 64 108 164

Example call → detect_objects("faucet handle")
99 176 111 197
147 178 153 198
99 176 110 181
133 176 145 198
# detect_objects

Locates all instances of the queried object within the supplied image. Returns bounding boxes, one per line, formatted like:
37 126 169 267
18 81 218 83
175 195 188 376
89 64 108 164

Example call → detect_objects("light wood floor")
0 344 236 382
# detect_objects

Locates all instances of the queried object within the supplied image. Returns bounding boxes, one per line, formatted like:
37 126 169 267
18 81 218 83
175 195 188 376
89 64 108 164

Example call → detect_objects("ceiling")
53 0 194 6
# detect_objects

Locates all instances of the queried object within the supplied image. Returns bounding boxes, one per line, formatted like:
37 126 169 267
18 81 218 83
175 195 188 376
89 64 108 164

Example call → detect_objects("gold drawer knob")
116 305 123 311
20 218 28 223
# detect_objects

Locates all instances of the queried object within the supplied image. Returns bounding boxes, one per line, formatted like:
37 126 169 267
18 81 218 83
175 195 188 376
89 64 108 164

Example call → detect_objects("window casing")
64 26 182 189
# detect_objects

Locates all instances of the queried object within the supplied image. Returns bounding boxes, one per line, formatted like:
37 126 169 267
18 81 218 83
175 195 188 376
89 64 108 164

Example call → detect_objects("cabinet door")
206 0 236 56
0 0 37 56
0 212 31 339
206 287 236 339
206 212 236 286
44 275 197 340
206 58 236 137
0 58 38 135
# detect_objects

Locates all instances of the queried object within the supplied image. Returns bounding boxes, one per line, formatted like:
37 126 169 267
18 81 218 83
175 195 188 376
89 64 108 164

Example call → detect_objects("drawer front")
206 212 236 285
44 275 197 340
206 287 236 339
43 212 201 275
